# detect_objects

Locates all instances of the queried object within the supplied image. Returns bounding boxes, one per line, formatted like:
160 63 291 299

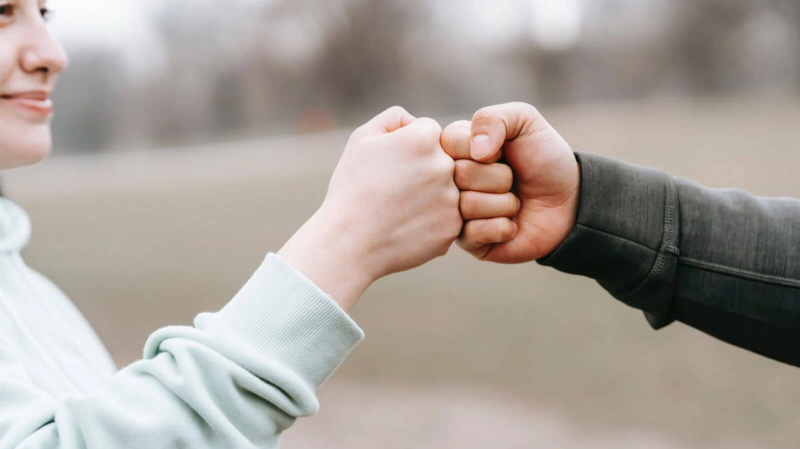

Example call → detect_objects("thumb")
469 102 547 163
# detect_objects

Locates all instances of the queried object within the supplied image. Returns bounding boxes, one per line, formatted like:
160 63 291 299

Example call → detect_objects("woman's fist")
280 106 462 311
325 106 462 276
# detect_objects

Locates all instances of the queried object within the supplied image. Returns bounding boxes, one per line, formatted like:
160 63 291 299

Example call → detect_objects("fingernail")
471 135 491 160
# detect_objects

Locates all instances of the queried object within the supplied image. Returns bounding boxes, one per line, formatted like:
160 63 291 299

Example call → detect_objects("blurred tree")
308 0 418 119
671 0 758 94
51 49 121 152
47 0 800 154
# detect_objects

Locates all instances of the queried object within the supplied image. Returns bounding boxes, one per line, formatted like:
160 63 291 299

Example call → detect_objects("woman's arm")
0 106 462 448
1 254 361 448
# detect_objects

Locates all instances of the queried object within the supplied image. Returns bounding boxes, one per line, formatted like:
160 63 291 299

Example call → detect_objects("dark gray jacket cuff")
537 152 680 328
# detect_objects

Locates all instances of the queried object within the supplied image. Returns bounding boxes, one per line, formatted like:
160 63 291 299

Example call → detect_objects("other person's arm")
444 102 800 367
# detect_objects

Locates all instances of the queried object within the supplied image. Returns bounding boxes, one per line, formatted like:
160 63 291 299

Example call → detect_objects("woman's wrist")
277 205 378 313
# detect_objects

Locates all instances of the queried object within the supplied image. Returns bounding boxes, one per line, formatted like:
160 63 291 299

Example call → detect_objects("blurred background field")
4 0 800 447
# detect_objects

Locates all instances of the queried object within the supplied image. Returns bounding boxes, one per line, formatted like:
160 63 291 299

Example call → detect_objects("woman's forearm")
278 204 377 313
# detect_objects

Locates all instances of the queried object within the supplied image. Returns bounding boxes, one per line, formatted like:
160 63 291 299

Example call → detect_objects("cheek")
0 44 53 170
0 42 11 82
0 39 49 169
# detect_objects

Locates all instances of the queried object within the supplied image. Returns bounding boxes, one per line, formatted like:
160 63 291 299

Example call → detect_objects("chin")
0 124 53 170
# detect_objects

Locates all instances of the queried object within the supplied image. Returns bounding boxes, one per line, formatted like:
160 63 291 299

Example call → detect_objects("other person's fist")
441 102 579 263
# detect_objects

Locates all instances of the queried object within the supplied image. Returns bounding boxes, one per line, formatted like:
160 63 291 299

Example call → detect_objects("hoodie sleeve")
0 253 363 449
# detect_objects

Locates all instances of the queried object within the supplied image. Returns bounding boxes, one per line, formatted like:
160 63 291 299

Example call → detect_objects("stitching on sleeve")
679 257 800 289
618 174 679 299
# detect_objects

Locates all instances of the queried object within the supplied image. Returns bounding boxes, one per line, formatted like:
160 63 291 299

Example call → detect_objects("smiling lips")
0 91 53 115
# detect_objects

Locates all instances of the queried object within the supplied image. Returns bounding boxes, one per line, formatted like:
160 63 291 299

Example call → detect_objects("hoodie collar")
0 197 31 253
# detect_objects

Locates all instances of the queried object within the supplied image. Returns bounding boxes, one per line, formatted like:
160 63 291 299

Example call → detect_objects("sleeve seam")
617 174 680 301
679 257 800 289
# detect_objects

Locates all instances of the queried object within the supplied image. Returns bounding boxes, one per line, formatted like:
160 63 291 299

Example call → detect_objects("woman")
0 0 465 447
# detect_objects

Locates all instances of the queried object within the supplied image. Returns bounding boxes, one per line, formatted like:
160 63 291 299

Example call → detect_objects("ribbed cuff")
538 152 680 328
217 253 364 388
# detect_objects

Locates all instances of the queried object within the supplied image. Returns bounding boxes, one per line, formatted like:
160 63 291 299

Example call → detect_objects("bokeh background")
4 0 800 447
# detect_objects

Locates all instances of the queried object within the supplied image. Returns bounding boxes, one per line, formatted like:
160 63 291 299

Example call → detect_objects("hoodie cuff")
216 253 364 388
537 152 680 328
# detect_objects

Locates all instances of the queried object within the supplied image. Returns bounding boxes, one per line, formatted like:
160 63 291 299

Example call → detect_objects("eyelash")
0 5 52 22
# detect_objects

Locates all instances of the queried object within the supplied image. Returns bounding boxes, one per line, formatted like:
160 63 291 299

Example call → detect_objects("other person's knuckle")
508 194 521 213
499 164 514 190
454 160 473 188
502 219 516 239
459 192 476 216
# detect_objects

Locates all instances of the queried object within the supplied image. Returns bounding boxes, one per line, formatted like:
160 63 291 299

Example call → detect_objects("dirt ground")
5 96 800 448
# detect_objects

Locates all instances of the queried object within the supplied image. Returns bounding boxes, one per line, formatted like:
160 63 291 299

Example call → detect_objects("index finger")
440 120 472 159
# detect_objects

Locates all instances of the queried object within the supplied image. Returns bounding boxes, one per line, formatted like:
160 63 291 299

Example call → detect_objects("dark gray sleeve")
538 152 800 366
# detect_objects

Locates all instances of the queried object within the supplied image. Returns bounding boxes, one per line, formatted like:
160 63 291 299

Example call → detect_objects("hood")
0 197 31 253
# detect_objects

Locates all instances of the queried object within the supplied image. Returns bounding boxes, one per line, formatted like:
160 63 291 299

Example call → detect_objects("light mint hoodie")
0 196 364 448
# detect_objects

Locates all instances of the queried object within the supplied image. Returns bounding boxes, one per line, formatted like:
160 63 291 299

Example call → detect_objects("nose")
19 21 69 77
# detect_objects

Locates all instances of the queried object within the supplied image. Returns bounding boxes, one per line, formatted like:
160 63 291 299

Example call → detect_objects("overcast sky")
51 0 583 45
49 0 154 47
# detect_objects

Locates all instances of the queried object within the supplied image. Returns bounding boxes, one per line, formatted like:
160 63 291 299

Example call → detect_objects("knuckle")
508 101 540 118
446 184 461 206
459 192 477 216
439 153 456 174
440 125 456 148
440 122 464 153
472 221 491 244
499 164 514 190
462 221 482 243
446 119 471 130
441 121 471 154
508 194 521 214
418 117 443 143
417 116 443 132
454 160 473 188
385 105 408 116
501 220 517 239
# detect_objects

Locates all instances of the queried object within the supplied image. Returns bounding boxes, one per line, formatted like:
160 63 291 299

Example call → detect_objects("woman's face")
0 0 67 170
